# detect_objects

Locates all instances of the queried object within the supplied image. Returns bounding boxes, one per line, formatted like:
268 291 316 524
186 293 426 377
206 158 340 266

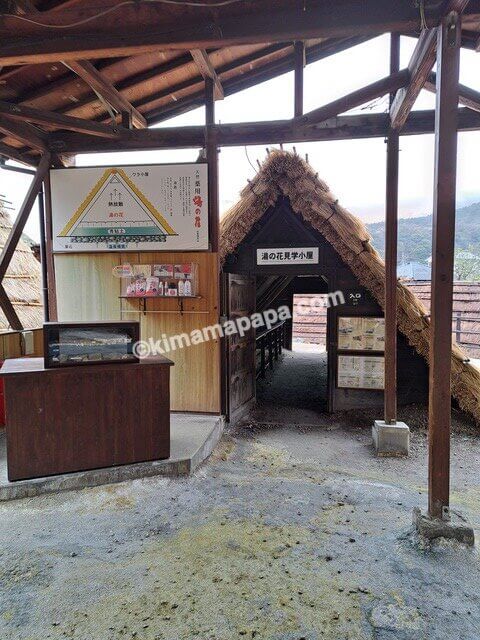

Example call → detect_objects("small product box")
133 264 151 278
166 282 178 296
174 264 193 280
135 278 147 296
145 276 160 296
153 264 174 278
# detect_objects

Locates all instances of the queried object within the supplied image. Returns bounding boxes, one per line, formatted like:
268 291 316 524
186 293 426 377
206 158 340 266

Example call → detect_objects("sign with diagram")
50 164 208 252
256 247 319 265
337 355 385 390
338 316 385 351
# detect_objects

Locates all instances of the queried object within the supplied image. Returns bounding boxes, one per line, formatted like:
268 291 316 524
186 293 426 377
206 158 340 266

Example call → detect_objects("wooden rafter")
0 114 47 152
390 28 437 130
0 0 480 65
0 0 479 64
0 100 121 138
144 36 375 125
294 69 410 128
65 60 147 129
0 141 37 166
190 49 224 100
425 71 480 112
391 0 472 130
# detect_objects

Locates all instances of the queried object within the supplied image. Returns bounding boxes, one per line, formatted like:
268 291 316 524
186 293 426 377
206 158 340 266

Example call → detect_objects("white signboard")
257 247 319 265
337 355 385 390
338 317 385 351
50 164 208 252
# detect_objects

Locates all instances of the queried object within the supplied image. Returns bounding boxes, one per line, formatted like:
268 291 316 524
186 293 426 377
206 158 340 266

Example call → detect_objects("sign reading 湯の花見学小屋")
50 164 208 252
256 247 319 265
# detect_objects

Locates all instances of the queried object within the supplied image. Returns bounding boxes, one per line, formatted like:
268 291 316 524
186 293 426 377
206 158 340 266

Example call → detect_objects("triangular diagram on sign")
59 168 177 245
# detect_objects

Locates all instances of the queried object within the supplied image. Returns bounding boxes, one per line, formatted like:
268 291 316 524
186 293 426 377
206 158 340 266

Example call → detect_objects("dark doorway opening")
253 274 330 424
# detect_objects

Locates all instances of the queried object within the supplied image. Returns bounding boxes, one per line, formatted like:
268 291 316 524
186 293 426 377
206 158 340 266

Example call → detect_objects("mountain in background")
367 201 480 263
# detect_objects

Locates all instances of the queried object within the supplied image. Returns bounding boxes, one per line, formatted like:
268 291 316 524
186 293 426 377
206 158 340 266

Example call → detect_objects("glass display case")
116 263 198 298
43 321 140 368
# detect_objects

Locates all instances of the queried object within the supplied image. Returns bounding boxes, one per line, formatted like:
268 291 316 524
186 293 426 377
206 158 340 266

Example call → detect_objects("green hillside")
367 201 480 263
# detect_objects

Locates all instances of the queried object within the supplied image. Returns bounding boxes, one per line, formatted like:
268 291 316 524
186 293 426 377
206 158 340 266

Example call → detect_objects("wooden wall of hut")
54 252 221 413
0 328 44 360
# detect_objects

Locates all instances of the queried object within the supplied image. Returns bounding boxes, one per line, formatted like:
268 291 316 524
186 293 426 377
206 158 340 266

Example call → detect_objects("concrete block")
372 420 410 457
413 507 475 546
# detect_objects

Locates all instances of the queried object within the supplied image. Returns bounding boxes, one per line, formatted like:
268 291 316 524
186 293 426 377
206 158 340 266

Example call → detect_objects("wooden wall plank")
53 251 220 413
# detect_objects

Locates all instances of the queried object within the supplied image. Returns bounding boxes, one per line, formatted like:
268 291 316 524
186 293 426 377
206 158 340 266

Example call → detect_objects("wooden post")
455 312 461 343
38 188 49 321
43 170 58 321
205 77 219 253
429 12 461 520
294 41 305 118
384 33 400 425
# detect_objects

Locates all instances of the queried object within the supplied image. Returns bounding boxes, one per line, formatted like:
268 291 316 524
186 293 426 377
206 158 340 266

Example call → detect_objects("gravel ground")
0 416 479 640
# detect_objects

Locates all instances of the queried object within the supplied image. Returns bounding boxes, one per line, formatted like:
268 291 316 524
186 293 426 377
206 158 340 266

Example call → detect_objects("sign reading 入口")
50 163 208 252
256 247 319 265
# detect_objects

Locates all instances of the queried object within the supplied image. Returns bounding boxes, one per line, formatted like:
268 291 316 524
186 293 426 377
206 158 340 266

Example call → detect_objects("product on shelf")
153 264 174 278
174 264 193 280
135 278 147 296
167 282 178 296
118 262 197 298
133 264 151 278
145 276 159 296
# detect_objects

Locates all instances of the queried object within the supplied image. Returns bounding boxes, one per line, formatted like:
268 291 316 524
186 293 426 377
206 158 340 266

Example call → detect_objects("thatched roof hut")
0 203 43 330
220 149 480 424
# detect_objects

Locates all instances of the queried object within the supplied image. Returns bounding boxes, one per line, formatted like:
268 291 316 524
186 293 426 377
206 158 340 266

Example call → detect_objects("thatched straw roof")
0 203 43 330
220 149 480 424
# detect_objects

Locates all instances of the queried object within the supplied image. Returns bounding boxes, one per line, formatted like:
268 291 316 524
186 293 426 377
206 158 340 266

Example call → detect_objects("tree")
454 246 480 282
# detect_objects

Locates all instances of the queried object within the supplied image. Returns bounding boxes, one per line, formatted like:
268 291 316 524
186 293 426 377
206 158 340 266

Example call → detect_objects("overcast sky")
2 34 480 243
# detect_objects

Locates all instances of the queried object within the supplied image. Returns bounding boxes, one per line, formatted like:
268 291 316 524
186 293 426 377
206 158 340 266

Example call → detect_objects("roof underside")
1 0 480 162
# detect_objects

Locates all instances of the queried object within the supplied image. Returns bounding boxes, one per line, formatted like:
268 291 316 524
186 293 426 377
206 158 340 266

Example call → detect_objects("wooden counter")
1 356 173 481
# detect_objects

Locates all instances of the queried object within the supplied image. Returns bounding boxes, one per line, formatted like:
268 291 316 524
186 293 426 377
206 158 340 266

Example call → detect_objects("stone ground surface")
1 351 479 640
1 421 479 640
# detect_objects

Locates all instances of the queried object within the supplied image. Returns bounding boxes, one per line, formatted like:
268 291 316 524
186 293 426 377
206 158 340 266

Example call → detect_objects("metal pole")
428 12 461 520
384 32 400 425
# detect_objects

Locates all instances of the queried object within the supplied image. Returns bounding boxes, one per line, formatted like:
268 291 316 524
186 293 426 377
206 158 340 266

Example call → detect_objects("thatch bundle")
220 149 480 424
0 203 43 330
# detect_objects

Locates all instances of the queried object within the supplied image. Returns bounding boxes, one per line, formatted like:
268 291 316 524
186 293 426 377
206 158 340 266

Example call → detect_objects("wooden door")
225 273 256 423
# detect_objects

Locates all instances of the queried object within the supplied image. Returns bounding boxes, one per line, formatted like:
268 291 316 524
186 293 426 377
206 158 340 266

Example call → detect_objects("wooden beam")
390 28 438 130
0 152 51 283
0 100 121 138
391 1 471 130
294 41 305 118
0 115 47 152
190 49 224 100
47 108 480 154
429 12 462 520
0 283 23 331
0 142 37 166
1 1 479 65
425 71 480 112
294 70 410 127
384 33 401 425
66 60 147 129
